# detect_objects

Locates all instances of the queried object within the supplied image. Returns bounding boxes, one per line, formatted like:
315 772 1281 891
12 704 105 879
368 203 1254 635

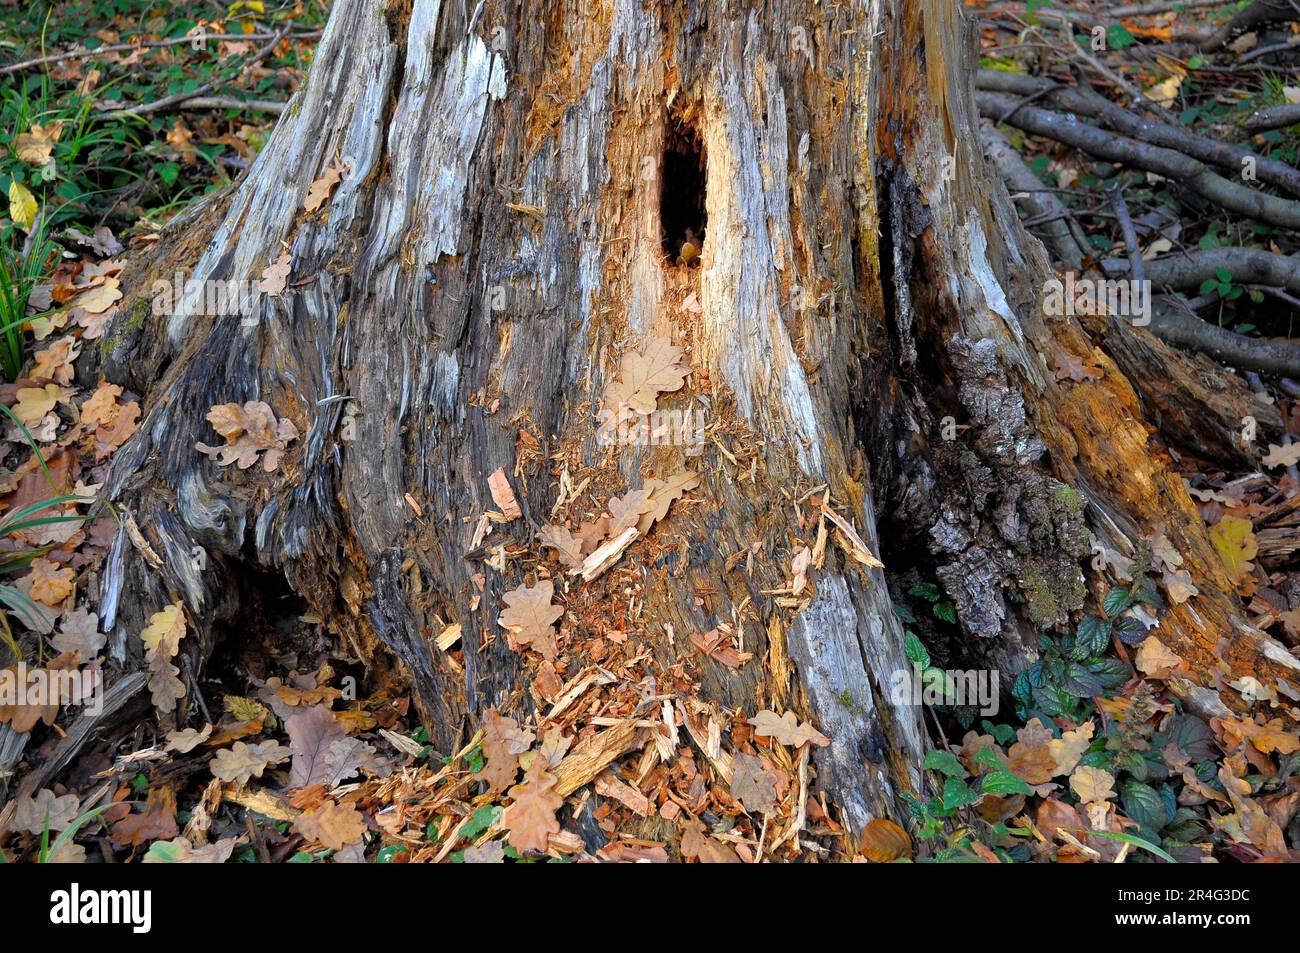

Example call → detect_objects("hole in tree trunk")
660 108 707 266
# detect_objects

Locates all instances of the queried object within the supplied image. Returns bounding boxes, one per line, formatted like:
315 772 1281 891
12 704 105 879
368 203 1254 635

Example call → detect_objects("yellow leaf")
1146 74 1182 109
1209 515 1257 584
8 181 38 232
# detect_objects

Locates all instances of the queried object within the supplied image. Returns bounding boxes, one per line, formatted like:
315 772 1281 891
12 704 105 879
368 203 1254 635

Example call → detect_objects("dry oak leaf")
748 709 830 748
50 608 104 658
14 122 62 166
1163 568 1199 605
293 800 367 852
538 524 583 568
0 652 79 731
195 400 299 472
9 788 80 834
1262 442 1300 470
1209 515 1257 585
1007 718 1057 785
110 785 178 847
679 815 742 863
502 756 563 855
477 708 534 794
80 381 124 428
498 579 563 662
635 469 700 533
13 383 63 427
143 836 240 864
859 818 913 863
304 159 347 213
730 753 779 814
69 278 122 315
27 557 75 607
1134 636 1188 679
258 250 292 296
31 337 79 385
286 704 347 789
93 400 139 460
463 839 506 863
211 740 291 785
1069 765 1117 804
607 486 654 536
1053 350 1102 383
602 336 688 418
487 467 521 520
140 602 186 714
1048 720 1095 777
165 724 213 754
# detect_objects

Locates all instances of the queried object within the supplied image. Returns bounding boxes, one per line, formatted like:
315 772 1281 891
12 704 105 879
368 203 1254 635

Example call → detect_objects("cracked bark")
80 0 1299 836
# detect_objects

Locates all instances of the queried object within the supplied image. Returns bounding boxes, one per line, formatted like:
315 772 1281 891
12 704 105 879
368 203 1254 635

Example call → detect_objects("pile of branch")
976 68 1300 377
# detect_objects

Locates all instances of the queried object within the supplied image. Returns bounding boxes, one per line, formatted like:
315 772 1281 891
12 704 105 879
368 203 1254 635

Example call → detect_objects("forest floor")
0 0 1298 864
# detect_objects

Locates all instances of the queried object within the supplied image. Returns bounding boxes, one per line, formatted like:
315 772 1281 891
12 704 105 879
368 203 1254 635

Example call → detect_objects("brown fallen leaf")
679 814 741 863
194 400 299 472
859 818 912 862
111 785 179 847
286 704 347 789
10 789 80 834
259 250 292 296
498 580 563 662
1053 350 1102 383
538 524 583 568
601 336 688 422
140 603 186 714
210 740 291 785
748 709 830 748
730 753 778 814
477 709 534 794
304 159 347 213
293 800 367 852
502 756 563 855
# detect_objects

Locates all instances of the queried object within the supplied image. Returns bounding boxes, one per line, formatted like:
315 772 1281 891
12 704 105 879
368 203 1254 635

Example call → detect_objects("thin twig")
0 30 319 76
99 24 293 121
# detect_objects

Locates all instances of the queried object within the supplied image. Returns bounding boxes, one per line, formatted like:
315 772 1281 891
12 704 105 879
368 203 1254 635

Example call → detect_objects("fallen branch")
977 71 1300 197
0 30 320 76
1201 0 1300 50
99 24 292 121
1149 308 1300 378
976 91 1300 230
981 123 1086 269
1243 103 1300 133
1105 247 1300 295
177 96 286 114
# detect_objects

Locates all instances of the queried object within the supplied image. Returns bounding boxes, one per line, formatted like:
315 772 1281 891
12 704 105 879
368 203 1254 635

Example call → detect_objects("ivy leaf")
924 749 966 778
981 769 1033 796
941 777 980 811
904 631 930 670
910 582 941 603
